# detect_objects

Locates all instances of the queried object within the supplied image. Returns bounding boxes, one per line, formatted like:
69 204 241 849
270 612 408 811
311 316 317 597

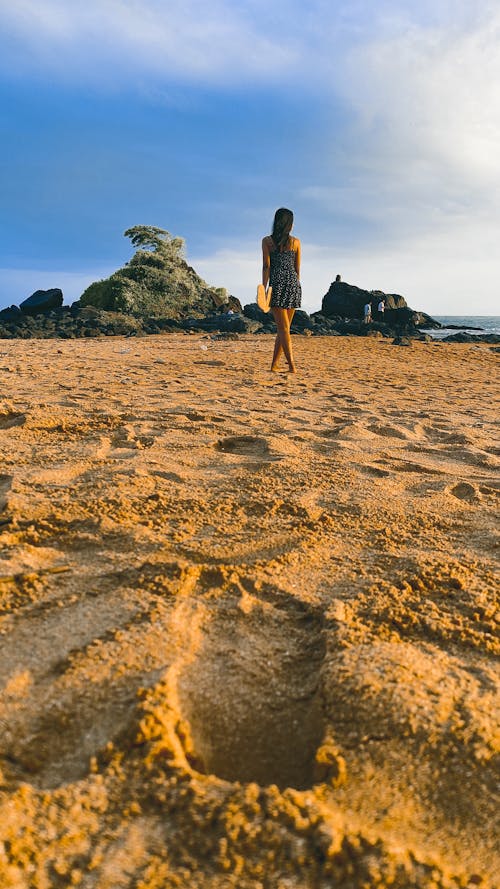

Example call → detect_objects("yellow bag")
256 284 272 313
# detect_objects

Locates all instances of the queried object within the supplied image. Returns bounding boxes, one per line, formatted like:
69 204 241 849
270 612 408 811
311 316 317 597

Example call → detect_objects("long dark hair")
271 208 294 251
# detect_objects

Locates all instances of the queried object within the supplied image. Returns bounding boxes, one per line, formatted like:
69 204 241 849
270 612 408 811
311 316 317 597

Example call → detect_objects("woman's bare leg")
271 308 296 372
271 333 283 371
286 309 296 372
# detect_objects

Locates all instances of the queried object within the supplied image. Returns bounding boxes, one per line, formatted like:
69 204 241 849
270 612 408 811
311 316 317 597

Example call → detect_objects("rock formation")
321 279 439 328
20 288 63 315
80 226 241 318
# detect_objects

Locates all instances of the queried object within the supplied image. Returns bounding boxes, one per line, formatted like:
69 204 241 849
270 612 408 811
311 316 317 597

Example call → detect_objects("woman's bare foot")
288 364 297 373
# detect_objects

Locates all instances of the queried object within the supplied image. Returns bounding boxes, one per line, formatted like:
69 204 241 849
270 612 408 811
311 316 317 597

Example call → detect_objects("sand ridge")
0 334 498 888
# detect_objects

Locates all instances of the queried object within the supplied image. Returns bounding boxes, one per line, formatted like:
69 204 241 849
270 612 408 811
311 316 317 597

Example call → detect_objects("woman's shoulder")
262 235 274 247
289 235 300 250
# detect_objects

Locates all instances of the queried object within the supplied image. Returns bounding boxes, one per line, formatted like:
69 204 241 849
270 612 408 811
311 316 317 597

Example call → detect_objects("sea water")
422 316 500 339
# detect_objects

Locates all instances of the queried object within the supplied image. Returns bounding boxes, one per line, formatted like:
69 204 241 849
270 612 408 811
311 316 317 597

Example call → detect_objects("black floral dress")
269 247 302 309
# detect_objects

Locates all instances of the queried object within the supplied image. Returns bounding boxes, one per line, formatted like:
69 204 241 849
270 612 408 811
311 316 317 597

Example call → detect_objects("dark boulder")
310 313 341 332
20 288 63 315
482 334 500 343
442 323 484 331
0 305 23 322
181 313 261 334
243 303 271 324
332 320 365 336
321 279 440 328
386 306 439 328
290 309 313 331
243 302 278 333
369 289 407 311
322 281 397 319
218 314 260 334
443 332 500 344
151 317 180 331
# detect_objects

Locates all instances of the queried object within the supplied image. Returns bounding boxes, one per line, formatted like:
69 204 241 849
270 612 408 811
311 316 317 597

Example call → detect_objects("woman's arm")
262 237 271 289
294 238 301 279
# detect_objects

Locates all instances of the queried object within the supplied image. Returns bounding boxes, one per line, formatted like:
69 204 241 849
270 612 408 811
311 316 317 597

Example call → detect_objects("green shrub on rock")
80 226 239 318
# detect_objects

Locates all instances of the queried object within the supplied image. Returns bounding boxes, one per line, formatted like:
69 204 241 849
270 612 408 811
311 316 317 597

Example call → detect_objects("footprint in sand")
359 465 392 478
448 482 482 503
313 421 376 448
110 424 156 451
377 458 445 475
0 411 26 430
423 424 477 446
367 422 415 441
0 474 13 519
162 587 332 790
216 435 271 458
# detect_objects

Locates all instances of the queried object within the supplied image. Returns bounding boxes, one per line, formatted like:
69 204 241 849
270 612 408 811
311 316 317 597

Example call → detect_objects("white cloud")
306 6 500 237
344 10 500 181
294 5 500 314
0 0 298 86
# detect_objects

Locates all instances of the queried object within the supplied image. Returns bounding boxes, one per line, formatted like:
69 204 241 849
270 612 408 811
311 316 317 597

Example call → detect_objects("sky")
0 0 499 316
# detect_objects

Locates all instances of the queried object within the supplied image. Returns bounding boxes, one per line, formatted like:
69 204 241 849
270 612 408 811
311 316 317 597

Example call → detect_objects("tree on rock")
80 226 241 318
124 225 185 257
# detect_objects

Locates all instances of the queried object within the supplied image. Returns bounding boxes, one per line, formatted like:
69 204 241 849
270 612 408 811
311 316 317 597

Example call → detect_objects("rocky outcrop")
321 280 440 328
80 226 242 319
20 288 63 315
0 305 23 322
0 305 259 339
0 302 494 343
322 281 404 317
0 305 173 339
181 314 261 335
442 332 500 344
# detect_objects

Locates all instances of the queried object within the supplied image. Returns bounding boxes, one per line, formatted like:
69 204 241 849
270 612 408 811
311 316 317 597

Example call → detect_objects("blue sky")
1 0 499 315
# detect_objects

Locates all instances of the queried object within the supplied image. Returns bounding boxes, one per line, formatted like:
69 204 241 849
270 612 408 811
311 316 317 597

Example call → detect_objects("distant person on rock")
335 274 341 282
377 299 385 321
262 207 302 373
364 302 372 324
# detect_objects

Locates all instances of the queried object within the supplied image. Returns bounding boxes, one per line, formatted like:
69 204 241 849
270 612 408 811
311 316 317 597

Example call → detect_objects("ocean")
422 316 500 339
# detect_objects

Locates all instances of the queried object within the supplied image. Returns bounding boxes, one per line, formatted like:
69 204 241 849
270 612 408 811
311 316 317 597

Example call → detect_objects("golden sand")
0 333 498 888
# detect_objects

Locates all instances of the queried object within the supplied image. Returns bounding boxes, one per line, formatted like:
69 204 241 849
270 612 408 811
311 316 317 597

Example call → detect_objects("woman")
262 207 302 373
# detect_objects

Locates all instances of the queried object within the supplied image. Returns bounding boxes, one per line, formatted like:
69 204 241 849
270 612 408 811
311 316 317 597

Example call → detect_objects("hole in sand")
0 474 13 511
176 597 326 790
0 411 26 430
449 481 481 502
216 435 270 457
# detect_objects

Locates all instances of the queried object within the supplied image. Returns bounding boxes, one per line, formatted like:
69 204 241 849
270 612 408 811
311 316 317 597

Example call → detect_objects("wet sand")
0 333 498 888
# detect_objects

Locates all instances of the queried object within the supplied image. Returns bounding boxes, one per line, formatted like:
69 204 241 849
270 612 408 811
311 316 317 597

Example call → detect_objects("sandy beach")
0 333 498 889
